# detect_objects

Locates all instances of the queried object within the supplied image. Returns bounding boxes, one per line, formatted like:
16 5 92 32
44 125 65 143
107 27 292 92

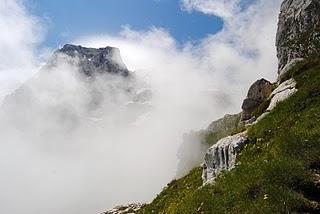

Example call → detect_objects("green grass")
138 167 203 214
139 58 320 213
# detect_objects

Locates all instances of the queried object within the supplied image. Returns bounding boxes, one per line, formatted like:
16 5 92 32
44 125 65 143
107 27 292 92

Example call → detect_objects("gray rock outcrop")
102 203 145 214
49 44 130 77
202 131 248 184
276 0 320 72
252 78 298 125
267 78 298 111
207 113 242 134
241 79 273 121
201 74 298 186
278 58 304 83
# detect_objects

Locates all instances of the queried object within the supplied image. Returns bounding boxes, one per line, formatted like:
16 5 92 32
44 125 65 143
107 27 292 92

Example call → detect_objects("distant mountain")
2 44 150 133
49 44 130 77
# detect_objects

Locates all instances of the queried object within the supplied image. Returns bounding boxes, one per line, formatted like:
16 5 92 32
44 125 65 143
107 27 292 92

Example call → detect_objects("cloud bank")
0 0 45 101
0 0 282 214
78 0 282 114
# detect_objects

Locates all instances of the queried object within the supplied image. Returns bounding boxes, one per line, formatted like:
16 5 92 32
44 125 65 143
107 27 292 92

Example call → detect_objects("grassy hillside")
139 58 320 214
138 167 203 214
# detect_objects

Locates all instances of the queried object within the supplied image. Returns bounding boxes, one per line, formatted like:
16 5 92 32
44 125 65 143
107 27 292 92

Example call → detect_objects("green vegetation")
139 58 320 213
138 167 203 214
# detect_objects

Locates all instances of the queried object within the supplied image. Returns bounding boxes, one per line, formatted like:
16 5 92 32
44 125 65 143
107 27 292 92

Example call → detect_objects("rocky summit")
276 0 320 73
50 44 130 77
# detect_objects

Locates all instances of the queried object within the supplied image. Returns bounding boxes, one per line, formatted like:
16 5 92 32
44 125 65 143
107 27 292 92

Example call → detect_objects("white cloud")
181 0 242 18
0 0 45 101
78 0 282 110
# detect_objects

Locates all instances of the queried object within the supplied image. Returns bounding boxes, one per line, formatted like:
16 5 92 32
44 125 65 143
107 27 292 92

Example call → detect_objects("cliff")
276 0 320 81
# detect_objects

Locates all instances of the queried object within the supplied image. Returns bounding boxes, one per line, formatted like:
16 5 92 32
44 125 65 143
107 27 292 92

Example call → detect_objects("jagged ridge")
51 44 130 77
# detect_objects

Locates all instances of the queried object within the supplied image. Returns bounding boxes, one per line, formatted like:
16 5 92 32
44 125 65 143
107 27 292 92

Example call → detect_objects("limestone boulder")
241 79 273 121
202 132 249 184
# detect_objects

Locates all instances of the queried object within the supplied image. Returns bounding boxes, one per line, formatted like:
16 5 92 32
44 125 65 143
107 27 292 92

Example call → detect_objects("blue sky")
26 0 223 48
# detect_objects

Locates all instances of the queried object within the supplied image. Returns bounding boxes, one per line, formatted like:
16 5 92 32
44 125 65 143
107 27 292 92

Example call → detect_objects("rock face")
207 113 242 133
267 78 298 111
251 78 298 124
102 203 145 214
241 79 273 121
278 58 304 83
202 132 248 183
50 44 130 77
276 0 320 72
206 113 243 145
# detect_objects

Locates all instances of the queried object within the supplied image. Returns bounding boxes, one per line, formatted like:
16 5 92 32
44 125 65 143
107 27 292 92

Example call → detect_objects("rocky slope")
127 0 320 213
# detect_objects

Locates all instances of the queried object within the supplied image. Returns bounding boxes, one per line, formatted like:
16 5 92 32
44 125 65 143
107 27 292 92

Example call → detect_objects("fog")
0 0 281 213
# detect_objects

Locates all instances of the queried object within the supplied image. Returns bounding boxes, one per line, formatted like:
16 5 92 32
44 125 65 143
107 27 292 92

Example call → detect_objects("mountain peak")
52 44 129 77
58 44 119 57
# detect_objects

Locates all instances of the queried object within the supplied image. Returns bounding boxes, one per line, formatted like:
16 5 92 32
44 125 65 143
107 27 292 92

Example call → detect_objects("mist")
0 0 282 213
